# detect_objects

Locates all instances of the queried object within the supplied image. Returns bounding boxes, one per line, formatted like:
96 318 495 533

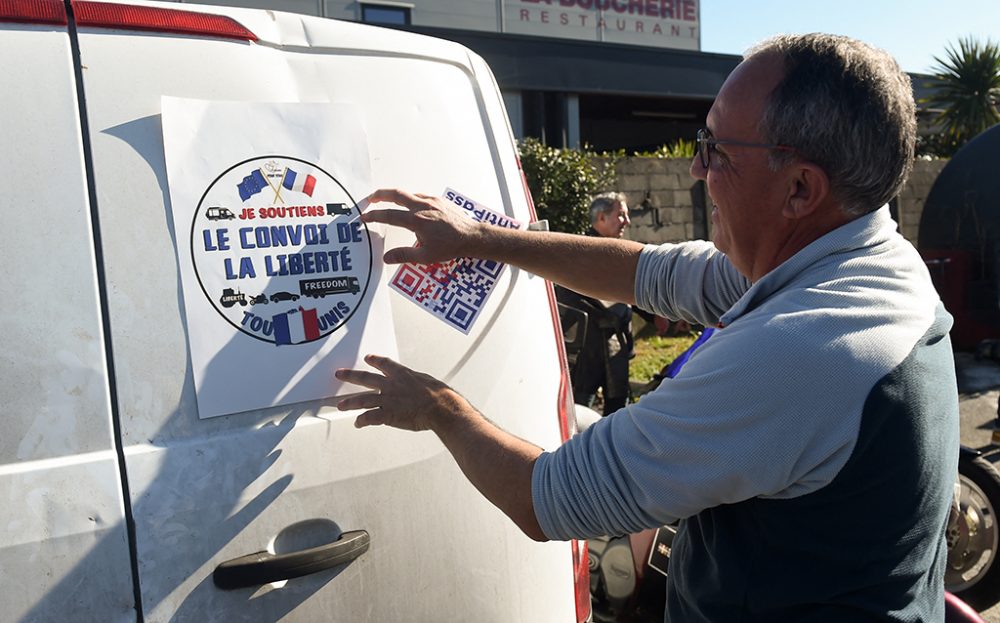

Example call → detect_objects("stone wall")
611 157 947 247
613 158 707 244
895 159 948 245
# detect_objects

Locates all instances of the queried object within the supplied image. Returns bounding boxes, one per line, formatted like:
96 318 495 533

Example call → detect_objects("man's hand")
365 186 643 304
335 354 469 431
364 189 484 265
336 354 547 541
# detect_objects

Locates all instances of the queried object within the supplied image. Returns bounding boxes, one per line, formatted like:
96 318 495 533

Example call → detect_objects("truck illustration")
326 202 352 216
219 288 247 308
299 277 361 297
206 206 236 220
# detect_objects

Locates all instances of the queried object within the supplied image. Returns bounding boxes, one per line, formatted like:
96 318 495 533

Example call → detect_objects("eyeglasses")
696 128 796 169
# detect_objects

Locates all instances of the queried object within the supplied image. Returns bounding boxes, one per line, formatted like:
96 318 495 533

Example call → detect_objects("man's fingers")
354 408 386 428
367 188 427 210
363 354 409 376
336 391 382 412
335 368 386 390
361 208 418 229
383 246 435 265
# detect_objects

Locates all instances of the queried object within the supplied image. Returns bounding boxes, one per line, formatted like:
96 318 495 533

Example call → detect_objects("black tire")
948 454 1000 610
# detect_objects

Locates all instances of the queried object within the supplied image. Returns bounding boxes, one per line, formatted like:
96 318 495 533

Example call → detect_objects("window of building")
361 4 411 25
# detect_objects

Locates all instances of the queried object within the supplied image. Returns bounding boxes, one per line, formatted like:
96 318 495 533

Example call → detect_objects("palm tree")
924 37 1000 155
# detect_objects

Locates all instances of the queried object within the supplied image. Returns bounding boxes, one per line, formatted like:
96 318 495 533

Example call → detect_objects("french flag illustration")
282 168 317 197
272 307 321 345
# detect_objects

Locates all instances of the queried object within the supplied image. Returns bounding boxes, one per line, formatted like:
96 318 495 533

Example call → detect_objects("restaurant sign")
506 0 699 50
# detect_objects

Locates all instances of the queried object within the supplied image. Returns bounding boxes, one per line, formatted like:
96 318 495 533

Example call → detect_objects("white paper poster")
161 98 397 419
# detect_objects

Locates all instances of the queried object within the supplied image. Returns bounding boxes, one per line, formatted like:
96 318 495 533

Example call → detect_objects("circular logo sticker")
190 155 372 345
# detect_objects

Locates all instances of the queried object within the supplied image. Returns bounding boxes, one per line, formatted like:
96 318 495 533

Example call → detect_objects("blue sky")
700 0 1000 74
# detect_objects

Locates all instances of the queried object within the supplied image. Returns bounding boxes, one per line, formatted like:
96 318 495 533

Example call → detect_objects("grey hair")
745 34 916 216
589 191 627 224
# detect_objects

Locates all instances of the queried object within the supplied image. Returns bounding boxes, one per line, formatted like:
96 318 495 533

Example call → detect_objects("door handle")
213 529 370 590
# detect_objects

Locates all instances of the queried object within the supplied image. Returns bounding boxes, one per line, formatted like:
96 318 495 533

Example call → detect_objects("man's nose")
690 154 707 181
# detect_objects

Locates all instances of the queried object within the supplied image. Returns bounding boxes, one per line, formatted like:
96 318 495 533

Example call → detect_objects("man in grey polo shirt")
337 33 959 622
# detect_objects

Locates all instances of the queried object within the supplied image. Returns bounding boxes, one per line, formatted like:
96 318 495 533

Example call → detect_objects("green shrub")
517 138 618 234
635 138 697 159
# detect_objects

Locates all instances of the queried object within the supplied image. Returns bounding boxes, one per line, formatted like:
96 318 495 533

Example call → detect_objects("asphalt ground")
956 352 1000 621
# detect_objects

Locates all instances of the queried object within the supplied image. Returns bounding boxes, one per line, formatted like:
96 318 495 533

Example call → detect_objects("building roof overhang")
397 25 937 109
403 25 739 100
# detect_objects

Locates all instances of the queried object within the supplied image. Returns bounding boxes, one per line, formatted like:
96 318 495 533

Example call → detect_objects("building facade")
175 0 934 154
175 0 734 151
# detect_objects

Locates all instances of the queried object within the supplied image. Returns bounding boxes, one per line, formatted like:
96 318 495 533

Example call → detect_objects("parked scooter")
949 447 1000 610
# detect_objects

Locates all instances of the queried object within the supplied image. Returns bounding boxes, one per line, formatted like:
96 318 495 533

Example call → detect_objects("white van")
0 1 588 620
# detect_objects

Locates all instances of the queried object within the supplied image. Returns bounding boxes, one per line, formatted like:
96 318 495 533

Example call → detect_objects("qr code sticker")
390 189 521 334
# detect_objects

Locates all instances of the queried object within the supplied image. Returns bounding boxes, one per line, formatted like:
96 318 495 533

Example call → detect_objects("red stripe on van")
0 0 67 25
72 1 257 41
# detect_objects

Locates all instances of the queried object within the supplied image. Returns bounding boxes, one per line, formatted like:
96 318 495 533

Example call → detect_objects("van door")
0 7 135 621
72 2 576 621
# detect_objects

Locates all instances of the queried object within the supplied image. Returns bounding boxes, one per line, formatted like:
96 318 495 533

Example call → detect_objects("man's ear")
783 163 831 220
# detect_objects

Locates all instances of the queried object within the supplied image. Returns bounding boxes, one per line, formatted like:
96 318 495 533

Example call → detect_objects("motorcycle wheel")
948 454 1000 610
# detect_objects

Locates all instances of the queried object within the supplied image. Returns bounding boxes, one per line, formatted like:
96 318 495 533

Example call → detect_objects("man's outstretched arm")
365 188 645 305
336 354 549 541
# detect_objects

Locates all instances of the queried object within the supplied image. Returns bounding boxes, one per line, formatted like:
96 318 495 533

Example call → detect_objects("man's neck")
748 204 857 281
